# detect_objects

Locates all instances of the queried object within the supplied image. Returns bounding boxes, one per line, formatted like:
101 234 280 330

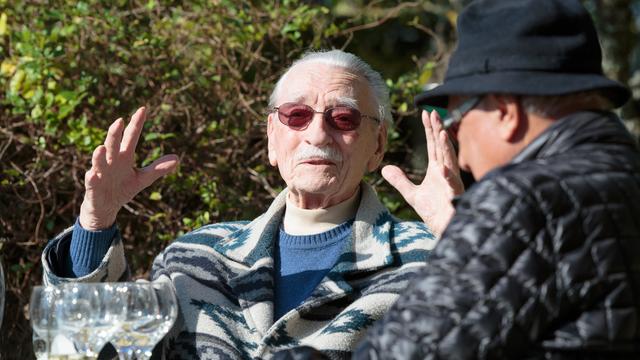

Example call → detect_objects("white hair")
293 143 343 163
269 50 392 125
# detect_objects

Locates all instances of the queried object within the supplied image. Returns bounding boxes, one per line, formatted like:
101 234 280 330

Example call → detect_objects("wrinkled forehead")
283 92 360 108
275 63 375 108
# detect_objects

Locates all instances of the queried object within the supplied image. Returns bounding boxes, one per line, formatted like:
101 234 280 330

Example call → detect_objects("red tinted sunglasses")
272 102 379 131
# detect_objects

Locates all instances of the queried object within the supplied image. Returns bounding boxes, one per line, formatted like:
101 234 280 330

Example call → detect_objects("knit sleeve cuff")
69 218 118 277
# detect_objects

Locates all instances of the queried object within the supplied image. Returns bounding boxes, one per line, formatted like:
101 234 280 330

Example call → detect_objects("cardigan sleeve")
63 218 118 277
41 225 130 285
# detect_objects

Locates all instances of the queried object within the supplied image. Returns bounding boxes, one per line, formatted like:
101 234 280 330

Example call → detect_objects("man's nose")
303 112 333 146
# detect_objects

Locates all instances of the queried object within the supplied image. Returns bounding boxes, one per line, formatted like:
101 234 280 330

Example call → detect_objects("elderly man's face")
267 62 386 208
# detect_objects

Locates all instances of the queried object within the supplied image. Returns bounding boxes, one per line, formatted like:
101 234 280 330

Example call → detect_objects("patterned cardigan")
42 183 436 359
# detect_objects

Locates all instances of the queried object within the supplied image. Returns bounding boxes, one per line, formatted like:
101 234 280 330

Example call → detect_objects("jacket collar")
511 110 635 164
219 182 395 336
214 182 394 272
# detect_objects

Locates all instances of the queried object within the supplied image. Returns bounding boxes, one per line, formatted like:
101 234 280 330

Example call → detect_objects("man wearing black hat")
352 0 640 358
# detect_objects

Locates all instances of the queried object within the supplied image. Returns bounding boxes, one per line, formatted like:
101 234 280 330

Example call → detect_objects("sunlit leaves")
418 61 436 86
0 12 8 36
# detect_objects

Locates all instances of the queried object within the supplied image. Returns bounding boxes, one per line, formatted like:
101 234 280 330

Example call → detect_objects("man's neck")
283 187 360 235
522 112 557 147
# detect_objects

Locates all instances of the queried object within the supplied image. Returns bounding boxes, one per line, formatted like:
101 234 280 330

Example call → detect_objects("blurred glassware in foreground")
30 285 72 359
110 282 177 360
135 281 178 360
29 281 178 360
57 283 128 359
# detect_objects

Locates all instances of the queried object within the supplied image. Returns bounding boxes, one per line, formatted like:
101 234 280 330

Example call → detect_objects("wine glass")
56 283 99 358
30 285 57 359
134 281 178 360
57 283 128 359
90 283 128 357
30 285 67 359
32 330 49 360
110 283 160 360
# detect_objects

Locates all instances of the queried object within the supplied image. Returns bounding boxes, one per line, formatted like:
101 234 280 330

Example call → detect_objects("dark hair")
520 91 613 118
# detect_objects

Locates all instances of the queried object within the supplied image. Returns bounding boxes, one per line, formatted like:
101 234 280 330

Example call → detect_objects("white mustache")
294 144 343 163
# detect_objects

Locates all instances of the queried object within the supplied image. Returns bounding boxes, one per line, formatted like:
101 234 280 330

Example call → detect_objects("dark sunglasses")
271 102 379 131
420 96 483 130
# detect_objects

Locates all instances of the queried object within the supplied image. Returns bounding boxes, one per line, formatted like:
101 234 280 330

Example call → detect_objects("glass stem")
115 346 136 360
135 347 153 360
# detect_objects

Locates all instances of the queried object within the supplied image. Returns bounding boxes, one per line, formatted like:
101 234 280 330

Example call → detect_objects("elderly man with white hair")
41 50 453 359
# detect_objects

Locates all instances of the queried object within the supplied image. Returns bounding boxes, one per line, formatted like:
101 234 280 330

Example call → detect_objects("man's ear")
492 94 523 142
367 122 387 172
267 114 278 166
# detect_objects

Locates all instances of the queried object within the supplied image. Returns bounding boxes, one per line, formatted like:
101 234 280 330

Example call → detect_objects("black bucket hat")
415 0 631 109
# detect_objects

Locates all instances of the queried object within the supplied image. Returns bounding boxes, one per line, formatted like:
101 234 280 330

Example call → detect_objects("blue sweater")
67 218 116 277
274 220 352 320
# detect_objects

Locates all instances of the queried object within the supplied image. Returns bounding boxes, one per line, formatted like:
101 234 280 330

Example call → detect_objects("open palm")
79 107 179 230
382 110 464 237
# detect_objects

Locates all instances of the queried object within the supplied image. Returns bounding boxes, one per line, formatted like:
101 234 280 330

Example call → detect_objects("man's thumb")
381 165 415 202
138 154 179 188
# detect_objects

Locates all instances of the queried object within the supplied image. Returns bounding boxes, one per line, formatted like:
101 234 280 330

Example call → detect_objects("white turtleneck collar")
283 187 361 235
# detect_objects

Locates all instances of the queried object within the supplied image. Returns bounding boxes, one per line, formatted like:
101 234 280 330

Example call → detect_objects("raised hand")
78 107 179 230
381 110 464 237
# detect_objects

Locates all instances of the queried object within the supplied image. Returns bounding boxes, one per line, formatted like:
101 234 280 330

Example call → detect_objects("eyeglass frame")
268 103 381 131
441 96 484 130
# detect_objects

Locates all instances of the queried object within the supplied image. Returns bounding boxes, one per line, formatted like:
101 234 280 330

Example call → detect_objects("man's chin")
290 178 339 195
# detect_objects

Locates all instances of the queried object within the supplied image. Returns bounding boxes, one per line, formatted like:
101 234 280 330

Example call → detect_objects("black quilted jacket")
353 111 640 359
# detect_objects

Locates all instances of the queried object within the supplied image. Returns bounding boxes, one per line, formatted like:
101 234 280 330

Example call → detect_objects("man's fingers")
137 154 180 188
439 128 459 172
438 131 465 195
104 118 124 164
121 107 147 161
430 109 444 131
430 111 446 164
422 110 437 165
91 145 108 171
86 145 108 186
381 165 416 204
